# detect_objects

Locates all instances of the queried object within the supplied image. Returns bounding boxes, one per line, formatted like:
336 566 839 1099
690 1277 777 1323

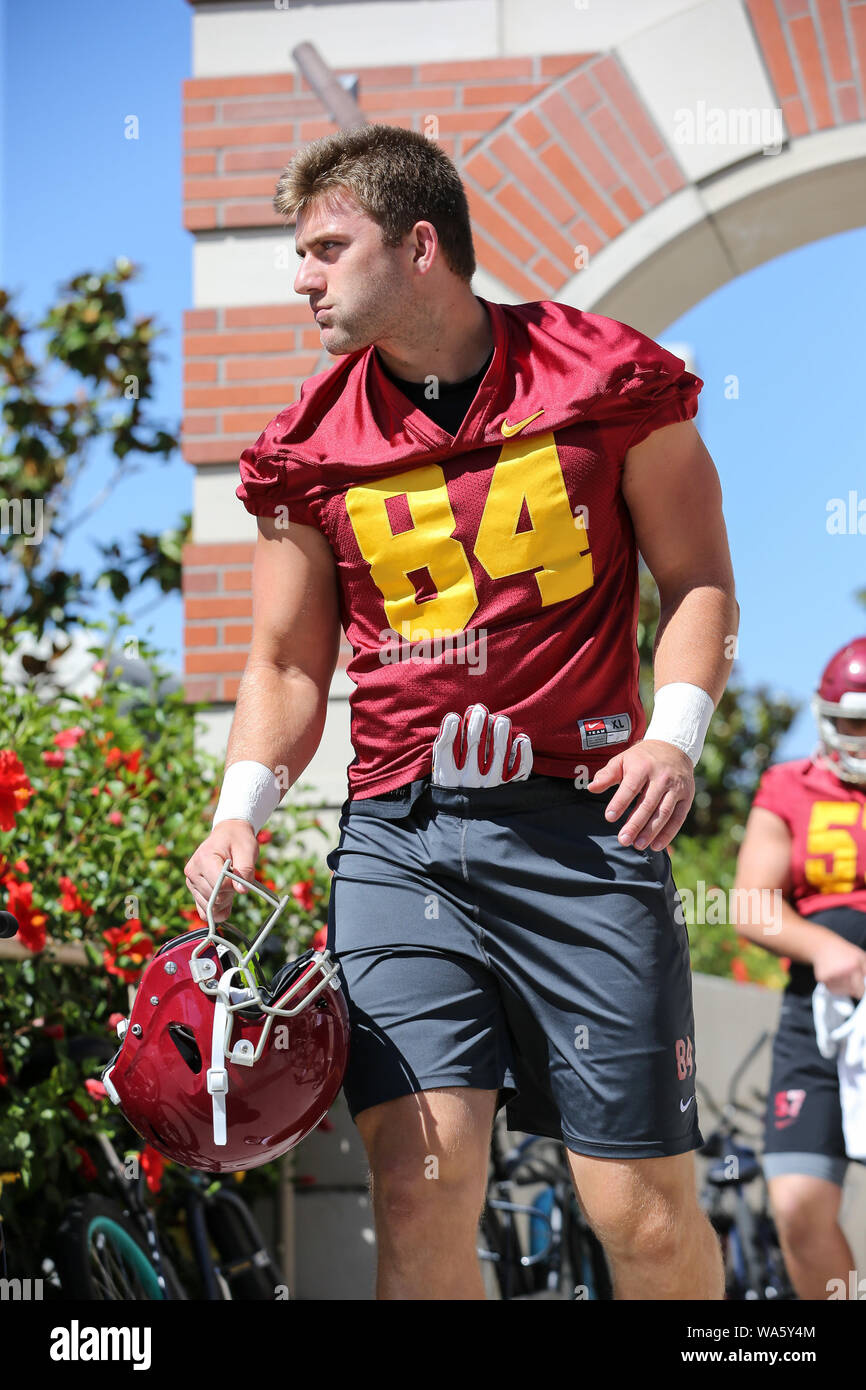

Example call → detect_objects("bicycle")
478 1123 612 1300
2 1019 286 1301
51 1035 287 1300
697 1030 796 1301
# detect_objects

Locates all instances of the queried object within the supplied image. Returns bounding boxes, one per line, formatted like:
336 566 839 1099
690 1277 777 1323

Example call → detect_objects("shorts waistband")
344 772 613 819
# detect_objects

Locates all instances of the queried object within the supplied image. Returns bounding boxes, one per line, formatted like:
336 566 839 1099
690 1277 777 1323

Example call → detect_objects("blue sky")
666 226 866 758
1 0 864 762
0 0 190 668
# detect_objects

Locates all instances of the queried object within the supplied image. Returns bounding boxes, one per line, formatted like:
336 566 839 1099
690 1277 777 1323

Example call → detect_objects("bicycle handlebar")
695 1031 773 1133
726 1030 771 1110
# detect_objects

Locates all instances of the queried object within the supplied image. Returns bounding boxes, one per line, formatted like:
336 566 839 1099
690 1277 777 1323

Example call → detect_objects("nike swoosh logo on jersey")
680 1096 694 1112
500 409 544 437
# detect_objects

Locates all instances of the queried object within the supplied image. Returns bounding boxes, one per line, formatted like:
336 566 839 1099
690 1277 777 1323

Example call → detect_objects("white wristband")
212 760 282 834
643 682 715 765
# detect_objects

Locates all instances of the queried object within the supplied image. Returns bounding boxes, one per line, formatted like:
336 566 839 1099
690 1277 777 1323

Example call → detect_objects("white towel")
813 982 866 1160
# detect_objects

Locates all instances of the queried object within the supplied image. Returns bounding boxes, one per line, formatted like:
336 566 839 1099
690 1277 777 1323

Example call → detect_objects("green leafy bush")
0 624 332 1262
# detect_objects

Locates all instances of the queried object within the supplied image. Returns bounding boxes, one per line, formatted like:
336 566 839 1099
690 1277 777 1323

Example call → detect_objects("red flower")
779 956 791 973
73 1147 98 1182
140 1146 165 1194
311 924 328 953
102 919 154 983
731 957 750 984
105 747 142 776
0 1047 8 1087
291 878 316 913
53 727 86 749
2 856 29 878
42 1024 64 1040
257 829 273 845
0 751 34 831
42 750 65 768
108 810 123 826
108 1013 125 1030
5 879 47 953
85 1078 108 1101
66 1099 87 1122
58 876 93 917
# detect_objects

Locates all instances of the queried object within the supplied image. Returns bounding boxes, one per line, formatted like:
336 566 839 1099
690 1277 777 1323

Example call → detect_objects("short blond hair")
274 123 476 281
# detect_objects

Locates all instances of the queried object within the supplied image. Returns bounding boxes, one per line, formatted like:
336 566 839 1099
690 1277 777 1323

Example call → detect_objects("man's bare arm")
734 805 866 998
624 419 738 702
588 420 739 849
227 515 342 781
184 515 341 917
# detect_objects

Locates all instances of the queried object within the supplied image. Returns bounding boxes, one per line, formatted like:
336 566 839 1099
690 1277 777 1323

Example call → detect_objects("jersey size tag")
578 713 632 749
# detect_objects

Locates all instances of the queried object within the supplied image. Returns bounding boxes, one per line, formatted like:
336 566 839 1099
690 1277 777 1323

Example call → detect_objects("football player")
185 124 739 1300
734 639 866 1300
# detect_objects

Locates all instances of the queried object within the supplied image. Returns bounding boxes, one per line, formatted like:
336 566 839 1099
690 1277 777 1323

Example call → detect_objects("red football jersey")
752 756 866 916
236 297 702 798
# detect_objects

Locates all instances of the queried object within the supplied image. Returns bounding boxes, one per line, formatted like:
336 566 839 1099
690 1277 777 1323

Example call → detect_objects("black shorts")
325 773 703 1160
763 906 866 1186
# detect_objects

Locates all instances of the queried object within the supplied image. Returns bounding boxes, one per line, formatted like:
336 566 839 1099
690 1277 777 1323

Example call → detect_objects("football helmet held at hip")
102 858 349 1172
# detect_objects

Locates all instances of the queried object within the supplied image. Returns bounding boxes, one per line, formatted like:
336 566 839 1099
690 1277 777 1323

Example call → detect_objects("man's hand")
811 935 866 1000
184 821 260 923
587 739 694 851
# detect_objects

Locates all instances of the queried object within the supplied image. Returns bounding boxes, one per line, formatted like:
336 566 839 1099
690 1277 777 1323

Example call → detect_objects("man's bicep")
735 806 794 896
248 516 341 692
621 419 735 602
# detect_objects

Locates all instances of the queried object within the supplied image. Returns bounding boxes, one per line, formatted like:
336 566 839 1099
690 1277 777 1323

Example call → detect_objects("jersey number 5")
344 431 594 641
804 800 866 895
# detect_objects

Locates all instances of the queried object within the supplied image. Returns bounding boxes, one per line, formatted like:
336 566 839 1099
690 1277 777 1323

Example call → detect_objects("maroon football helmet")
102 858 349 1172
812 638 866 786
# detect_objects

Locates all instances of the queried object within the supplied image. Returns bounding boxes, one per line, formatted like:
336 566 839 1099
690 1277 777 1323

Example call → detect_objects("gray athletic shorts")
325 773 703 1160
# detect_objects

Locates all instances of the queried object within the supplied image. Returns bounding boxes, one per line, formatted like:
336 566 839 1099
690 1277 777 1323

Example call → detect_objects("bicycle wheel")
202 1193 281 1300
479 1203 534 1299
754 1212 798 1300
55 1195 168 1300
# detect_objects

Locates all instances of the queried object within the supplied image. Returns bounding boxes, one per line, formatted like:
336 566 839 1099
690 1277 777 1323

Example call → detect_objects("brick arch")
459 54 684 300
745 0 866 136
181 0 866 700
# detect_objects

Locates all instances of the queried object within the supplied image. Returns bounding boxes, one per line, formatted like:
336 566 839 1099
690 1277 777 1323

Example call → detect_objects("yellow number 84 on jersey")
344 431 593 641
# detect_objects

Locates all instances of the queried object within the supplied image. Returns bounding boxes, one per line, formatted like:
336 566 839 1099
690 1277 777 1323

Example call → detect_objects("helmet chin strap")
194 858 343 1149
207 991 230 1147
